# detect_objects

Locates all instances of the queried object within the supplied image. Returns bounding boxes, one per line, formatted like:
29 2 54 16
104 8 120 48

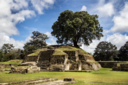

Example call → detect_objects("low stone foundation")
112 63 128 71
10 66 40 74
0 69 5 72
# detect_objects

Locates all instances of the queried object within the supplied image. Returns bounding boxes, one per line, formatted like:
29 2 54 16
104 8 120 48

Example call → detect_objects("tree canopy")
118 41 128 61
93 41 118 61
0 50 4 61
51 10 103 48
24 31 48 55
1 43 14 54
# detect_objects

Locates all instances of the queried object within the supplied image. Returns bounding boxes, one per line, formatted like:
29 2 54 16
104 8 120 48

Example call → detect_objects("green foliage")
1 43 14 54
93 41 118 61
0 50 4 61
24 31 48 55
51 10 103 47
9 49 22 59
118 41 128 61
2 53 16 61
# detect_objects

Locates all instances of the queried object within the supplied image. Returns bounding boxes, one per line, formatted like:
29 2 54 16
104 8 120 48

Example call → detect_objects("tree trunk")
73 40 79 48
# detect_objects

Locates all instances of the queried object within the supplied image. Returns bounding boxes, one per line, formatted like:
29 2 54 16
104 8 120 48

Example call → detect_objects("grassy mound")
0 59 23 65
27 45 93 58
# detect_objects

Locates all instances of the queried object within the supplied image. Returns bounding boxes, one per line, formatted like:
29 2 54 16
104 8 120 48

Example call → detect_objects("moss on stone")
28 49 46 56
27 45 92 58
52 50 67 55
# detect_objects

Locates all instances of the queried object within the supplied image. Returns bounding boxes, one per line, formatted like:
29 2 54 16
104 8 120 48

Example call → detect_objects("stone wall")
24 56 38 62
82 62 92 70
38 50 54 61
24 46 101 71
98 62 118 68
64 51 78 62
0 64 15 68
10 66 40 74
37 50 54 70
49 64 64 71
113 64 128 71
70 63 78 70
51 55 65 64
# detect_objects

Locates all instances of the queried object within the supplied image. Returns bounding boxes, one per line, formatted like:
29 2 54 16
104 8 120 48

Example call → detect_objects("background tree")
9 49 21 59
0 50 4 61
51 10 103 48
93 41 118 61
118 41 128 61
0 43 16 61
24 31 48 55
1 43 14 54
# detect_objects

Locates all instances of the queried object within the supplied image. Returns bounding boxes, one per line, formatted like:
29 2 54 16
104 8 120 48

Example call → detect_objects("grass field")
0 68 128 85
0 59 23 65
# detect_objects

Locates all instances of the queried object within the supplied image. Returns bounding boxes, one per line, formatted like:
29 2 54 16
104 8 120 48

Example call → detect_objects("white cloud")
0 0 55 49
31 0 55 14
11 10 36 24
0 33 24 49
80 6 87 11
110 3 128 32
80 37 105 54
47 37 57 45
88 0 115 17
106 33 128 49
45 32 52 37
10 0 28 11
45 32 56 45
81 32 128 54
96 3 115 17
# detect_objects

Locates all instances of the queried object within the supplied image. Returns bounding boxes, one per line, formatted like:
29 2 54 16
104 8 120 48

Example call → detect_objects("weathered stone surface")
27 66 40 73
24 45 101 71
98 62 118 68
19 62 37 66
0 69 5 72
10 66 40 74
64 78 74 81
49 65 64 71
0 64 14 68
0 83 8 85
24 56 38 62
113 64 128 71
0 65 4 69
10 66 28 74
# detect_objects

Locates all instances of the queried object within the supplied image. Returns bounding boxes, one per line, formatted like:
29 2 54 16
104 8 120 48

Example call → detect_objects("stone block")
0 69 5 72
64 78 74 81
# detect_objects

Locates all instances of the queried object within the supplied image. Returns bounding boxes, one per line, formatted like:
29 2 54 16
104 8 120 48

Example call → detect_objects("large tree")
93 41 118 61
1 43 14 54
24 31 48 55
51 10 103 48
118 41 128 61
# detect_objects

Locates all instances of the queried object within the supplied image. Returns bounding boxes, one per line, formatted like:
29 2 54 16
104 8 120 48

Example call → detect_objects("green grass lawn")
0 59 23 65
0 68 128 85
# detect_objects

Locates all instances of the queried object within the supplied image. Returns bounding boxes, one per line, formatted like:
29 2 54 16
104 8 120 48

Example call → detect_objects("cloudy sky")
0 0 128 54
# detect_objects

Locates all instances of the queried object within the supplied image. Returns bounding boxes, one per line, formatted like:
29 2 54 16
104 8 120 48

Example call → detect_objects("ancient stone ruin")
113 63 128 71
24 45 101 71
10 62 40 74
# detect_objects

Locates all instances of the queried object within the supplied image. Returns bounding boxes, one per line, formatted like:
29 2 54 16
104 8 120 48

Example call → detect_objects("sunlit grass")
27 45 93 57
0 59 22 65
0 68 128 84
